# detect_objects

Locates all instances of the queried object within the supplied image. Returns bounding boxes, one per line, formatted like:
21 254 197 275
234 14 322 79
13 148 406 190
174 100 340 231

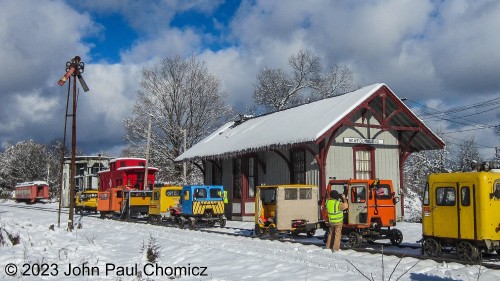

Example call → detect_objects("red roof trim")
315 85 445 149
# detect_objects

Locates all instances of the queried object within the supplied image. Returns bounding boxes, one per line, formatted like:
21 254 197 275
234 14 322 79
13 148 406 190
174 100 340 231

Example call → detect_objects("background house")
61 155 112 207
176 83 445 221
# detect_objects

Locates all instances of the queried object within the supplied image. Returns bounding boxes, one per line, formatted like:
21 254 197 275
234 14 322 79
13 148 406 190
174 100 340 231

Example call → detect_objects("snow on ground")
1 200 499 281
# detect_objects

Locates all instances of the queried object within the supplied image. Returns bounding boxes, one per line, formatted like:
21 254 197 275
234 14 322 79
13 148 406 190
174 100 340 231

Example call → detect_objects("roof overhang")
176 83 444 162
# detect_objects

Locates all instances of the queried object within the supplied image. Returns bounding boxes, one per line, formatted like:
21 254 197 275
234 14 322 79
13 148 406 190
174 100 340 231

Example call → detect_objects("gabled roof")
176 83 444 161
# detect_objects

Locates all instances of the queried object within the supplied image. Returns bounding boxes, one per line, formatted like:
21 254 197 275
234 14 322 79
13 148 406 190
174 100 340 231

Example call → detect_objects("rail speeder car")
422 166 500 260
255 184 319 238
75 190 98 214
320 178 402 248
97 158 158 219
177 185 226 228
148 185 182 224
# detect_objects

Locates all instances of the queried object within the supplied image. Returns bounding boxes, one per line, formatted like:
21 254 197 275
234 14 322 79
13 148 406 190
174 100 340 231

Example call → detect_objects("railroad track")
4 202 500 270
197 227 500 270
1 202 67 214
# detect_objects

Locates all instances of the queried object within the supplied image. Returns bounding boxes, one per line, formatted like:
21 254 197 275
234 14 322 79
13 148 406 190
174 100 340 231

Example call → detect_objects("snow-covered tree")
0 140 63 198
123 55 233 184
402 132 454 220
45 139 67 198
252 49 355 113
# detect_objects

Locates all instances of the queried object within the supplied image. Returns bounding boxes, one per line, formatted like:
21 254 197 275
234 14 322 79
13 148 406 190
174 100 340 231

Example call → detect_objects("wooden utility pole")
143 115 152 190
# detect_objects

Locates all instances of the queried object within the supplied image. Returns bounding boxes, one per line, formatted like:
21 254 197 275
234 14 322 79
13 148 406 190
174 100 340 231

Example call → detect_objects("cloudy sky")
0 0 498 158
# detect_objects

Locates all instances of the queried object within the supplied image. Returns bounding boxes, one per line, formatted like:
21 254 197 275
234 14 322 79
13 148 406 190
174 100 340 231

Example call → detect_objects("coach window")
153 191 160 201
461 187 470 206
436 187 455 206
351 186 366 203
494 180 500 199
353 146 375 179
423 183 429 206
299 188 312 200
166 190 180 197
285 188 298 200
210 188 222 198
183 190 190 201
375 185 391 200
195 188 206 198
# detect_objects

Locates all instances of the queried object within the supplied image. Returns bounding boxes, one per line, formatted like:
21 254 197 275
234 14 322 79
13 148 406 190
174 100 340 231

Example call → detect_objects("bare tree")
252 49 355 113
123 55 232 184
455 137 481 171
313 64 355 99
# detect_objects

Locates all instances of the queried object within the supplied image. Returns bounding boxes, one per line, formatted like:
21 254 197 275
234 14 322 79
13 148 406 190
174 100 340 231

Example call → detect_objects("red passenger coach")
15 181 50 203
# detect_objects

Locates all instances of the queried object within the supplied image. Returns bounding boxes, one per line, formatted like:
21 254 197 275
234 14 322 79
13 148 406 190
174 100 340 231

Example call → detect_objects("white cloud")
0 0 95 93
0 0 498 158
120 28 202 63
429 0 500 93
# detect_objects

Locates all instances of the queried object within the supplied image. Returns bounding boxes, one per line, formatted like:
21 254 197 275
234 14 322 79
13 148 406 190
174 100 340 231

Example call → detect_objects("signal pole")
57 56 89 231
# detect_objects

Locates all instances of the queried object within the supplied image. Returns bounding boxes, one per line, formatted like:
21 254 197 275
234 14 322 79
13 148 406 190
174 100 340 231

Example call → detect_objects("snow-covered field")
1 200 499 281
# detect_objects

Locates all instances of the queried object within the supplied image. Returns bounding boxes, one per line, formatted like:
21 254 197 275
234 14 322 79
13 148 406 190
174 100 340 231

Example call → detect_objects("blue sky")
0 0 498 158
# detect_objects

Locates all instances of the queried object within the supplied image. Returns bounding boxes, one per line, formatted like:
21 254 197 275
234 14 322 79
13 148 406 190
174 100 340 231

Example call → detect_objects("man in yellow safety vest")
325 190 348 252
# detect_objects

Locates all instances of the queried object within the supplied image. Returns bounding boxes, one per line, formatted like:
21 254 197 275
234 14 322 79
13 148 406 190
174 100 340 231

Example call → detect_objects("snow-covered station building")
176 83 444 221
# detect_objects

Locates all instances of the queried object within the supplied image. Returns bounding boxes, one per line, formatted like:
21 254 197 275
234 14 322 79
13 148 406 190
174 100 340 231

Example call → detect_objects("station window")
299 188 312 200
291 150 306 184
436 187 455 206
353 146 374 179
461 187 470 206
211 161 222 185
233 159 242 199
285 188 298 200
248 157 257 198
